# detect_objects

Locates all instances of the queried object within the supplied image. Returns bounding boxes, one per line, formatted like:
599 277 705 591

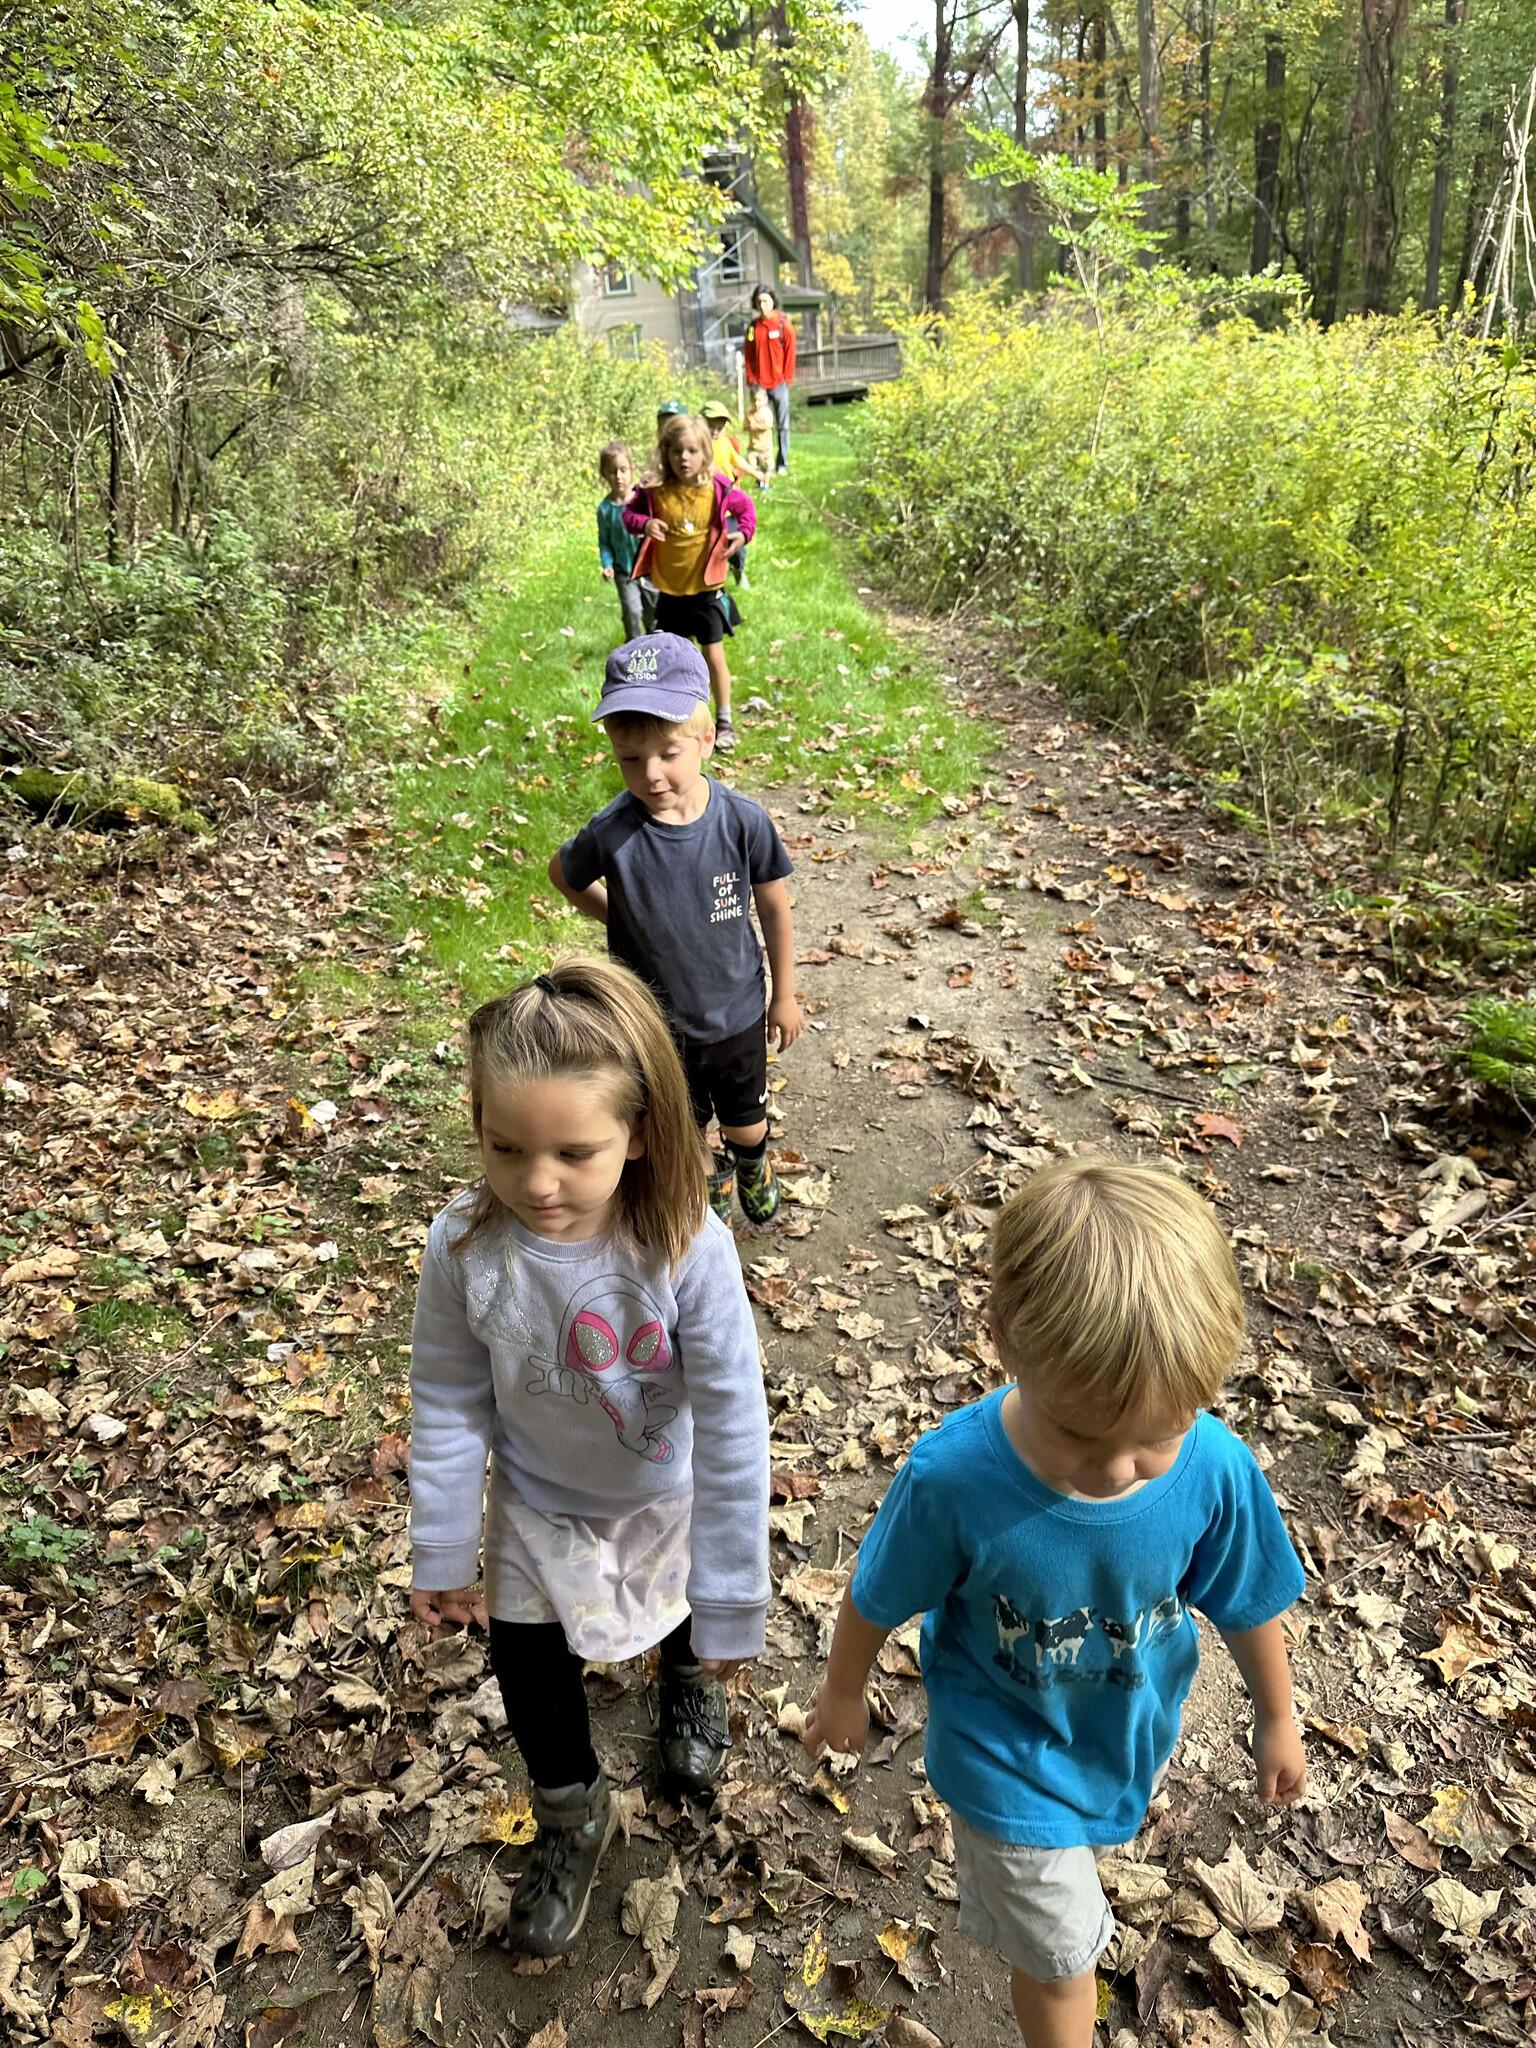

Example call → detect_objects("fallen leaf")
1422 1619 1503 1685
1192 1845 1286 1934
1422 1877 1501 1938
1209 1926 1289 2000
1421 1784 1519 1866
1295 1881 1371 1963
1240 1992 1332 2047
620 1861 685 1960
841 1828 901 1875
1382 1810 1440 1874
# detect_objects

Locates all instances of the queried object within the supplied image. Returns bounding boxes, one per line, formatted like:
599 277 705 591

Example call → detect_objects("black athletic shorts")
682 1018 768 1131
654 589 732 645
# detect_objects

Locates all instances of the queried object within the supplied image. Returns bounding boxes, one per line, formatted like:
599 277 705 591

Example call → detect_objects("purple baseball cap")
592 635 710 723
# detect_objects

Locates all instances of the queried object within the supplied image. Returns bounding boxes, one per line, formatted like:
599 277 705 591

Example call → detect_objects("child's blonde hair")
603 703 714 744
460 955 708 1269
990 1158 1243 1419
650 413 714 486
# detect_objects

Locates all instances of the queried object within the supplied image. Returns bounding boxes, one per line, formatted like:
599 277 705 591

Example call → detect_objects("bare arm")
548 851 608 923
1221 1615 1306 1803
802 1586 891 1757
753 877 802 1050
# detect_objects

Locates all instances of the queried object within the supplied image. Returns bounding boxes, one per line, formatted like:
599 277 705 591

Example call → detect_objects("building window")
606 324 642 360
602 265 635 298
719 227 746 284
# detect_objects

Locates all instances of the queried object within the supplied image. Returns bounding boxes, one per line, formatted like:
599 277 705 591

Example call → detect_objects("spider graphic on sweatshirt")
508 1273 680 1464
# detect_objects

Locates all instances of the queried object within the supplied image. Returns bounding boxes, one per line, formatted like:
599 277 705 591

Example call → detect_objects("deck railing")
795 334 902 392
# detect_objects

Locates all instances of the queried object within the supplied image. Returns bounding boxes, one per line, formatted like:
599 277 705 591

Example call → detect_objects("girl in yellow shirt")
623 415 757 752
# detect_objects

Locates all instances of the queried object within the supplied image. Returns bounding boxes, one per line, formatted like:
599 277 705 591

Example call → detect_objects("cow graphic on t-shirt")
991 1593 1186 1690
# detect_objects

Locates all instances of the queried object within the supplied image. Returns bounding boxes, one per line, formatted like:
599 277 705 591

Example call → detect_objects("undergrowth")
856 299 1536 879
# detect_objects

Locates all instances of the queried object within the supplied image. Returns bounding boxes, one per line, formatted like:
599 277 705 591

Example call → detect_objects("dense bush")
856 299 1536 872
0 328 670 791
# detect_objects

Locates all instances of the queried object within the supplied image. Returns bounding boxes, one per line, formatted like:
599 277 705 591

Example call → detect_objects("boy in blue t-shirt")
804 1159 1306 2048
547 634 803 1229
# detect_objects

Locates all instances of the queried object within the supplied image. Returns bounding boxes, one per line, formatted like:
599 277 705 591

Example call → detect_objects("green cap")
656 398 688 417
700 400 730 422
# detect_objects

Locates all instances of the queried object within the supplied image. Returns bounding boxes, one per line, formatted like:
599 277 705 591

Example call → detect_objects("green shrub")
1462 995 1536 1105
856 299 1536 872
0 325 672 792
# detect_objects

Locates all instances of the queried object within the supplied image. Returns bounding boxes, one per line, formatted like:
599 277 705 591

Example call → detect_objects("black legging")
488 1614 696 1792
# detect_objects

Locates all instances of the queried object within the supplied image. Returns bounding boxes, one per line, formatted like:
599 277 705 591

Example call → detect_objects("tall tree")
1359 0 1408 311
1423 0 1467 306
1251 26 1287 269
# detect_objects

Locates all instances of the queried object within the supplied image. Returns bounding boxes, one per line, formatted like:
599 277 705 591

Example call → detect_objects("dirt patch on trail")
2 628 1534 2048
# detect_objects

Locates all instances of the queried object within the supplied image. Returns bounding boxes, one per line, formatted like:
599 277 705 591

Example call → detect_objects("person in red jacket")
742 285 796 476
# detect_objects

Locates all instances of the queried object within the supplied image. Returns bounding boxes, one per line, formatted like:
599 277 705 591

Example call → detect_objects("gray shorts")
951 1813 1115 1981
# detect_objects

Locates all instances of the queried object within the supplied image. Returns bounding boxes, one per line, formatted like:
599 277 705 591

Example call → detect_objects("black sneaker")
658 1662 730 1794
502 1773 615 1958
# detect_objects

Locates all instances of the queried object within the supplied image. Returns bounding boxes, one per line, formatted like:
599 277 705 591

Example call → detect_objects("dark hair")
750 285 778 312
599 440 633 480
460 955 708 1268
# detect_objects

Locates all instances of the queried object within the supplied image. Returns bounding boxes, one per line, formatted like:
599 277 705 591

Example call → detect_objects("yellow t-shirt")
650 479 715 595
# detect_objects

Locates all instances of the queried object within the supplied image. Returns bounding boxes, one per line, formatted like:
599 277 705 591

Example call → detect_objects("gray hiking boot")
502 1773 615 1957
658 1662 731 1794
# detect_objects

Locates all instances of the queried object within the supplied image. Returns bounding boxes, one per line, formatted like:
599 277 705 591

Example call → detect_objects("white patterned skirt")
485 1469 692 1662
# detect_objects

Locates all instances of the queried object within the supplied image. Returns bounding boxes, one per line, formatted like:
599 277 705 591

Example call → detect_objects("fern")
1463 995 1536 1106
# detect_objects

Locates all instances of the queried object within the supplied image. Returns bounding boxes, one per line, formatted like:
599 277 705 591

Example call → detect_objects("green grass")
377 413 992 1002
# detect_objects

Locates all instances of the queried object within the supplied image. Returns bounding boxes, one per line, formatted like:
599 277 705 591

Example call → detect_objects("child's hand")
1252 1714 1306 1804
410 1585 487 1631
602 566 615 581
699 1656 751 1681
645 517 668 541
767 992 803 1052
802 1680 869 1760
724 533 745 558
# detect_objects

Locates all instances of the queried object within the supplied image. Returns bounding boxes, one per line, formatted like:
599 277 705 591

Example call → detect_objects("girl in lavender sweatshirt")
408 956 769 1957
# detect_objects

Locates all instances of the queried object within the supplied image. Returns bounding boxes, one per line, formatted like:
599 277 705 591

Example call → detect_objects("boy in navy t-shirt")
547 634 802 1227
804 1159 1306 2048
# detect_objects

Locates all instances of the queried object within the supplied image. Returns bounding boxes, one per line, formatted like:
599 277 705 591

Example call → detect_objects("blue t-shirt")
558 778 792 1045
597 496 640 577
851 1393 1305 1847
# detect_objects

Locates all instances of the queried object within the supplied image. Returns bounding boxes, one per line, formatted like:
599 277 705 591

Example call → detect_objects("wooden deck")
796 334 901 401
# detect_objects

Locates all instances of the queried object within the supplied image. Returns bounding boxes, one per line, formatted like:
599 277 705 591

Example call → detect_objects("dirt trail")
3 617 1532 2048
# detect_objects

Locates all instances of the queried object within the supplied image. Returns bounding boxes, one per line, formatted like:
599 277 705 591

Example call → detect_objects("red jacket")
743 311 796 389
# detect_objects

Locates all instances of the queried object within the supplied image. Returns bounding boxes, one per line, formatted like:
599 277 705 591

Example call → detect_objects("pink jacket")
622 474 757 546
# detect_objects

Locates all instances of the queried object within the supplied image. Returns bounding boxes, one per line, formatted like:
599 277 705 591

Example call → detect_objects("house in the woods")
572 148 826 375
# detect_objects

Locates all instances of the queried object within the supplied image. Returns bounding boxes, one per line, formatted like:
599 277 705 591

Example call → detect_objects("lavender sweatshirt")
408 1195 771 1660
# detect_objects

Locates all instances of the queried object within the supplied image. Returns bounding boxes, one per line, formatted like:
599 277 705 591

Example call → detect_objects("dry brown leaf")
1208 1926 1289 2001
1421 1784 1519 1866
1422 1619 1503 1685
841 1827 901 1875
620 1861 685 1960
1295 1881 1371 1963
1382 1809 1440 1874
1422 1877 1501 1938
1192 1845 1286 1935
1240 1992 1332 2047
526 2023 569 2048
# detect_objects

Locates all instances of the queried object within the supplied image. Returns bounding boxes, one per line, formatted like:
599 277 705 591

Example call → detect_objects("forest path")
2 430 1530 2048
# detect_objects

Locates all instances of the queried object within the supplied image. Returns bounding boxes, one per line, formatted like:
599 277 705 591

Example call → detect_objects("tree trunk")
1359 0 1407 314
1012 0 1035 287
1092 7 1108 172
1137 0 1161 230
923 0 953 310
1451 104 1498 304
785 91 814 286
1200 0 1217 231
1250 30 1285 271
1423 0 1464 308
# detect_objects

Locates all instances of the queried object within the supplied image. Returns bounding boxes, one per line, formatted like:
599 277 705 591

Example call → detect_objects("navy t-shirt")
558 779 793 1045
852 1395 1306 1846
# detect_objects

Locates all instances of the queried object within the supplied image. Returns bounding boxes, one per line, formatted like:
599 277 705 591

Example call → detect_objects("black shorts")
682 1019 768 1131
655 589 732 645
